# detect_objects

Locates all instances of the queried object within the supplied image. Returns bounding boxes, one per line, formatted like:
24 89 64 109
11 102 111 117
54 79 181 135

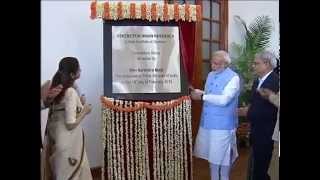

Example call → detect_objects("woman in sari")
43 57 93 180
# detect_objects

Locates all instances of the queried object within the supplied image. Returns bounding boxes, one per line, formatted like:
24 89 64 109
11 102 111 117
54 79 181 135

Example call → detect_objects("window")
200 0 228 81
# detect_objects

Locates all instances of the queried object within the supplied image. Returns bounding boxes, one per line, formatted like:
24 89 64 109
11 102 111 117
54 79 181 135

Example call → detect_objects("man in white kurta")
191 50 240 180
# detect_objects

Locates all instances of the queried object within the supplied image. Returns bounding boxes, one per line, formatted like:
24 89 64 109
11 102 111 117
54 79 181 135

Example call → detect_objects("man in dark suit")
239 51 279 180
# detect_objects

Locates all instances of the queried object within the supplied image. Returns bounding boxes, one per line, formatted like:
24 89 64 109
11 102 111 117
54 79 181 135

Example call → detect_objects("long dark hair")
51 57 80 104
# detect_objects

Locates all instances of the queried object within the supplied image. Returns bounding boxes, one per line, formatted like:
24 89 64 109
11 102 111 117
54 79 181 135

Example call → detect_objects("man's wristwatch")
201 94 204 101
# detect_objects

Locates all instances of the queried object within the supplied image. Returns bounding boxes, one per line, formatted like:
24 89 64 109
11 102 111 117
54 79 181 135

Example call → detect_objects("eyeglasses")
253 61 265 66
213 62 223 66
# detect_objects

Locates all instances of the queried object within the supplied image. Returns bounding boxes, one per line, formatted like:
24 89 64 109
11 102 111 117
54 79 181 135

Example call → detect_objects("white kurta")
193 75 240 166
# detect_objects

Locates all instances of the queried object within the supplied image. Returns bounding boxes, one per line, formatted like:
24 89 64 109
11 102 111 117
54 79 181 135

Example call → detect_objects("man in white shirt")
190 50 240 180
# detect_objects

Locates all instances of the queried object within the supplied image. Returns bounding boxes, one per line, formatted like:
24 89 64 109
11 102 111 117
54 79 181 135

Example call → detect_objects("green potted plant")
230 15 274 148
230 15 273 122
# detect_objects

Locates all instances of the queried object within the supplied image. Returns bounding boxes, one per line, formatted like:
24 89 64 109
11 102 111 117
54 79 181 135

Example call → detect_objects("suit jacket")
247 71 279 145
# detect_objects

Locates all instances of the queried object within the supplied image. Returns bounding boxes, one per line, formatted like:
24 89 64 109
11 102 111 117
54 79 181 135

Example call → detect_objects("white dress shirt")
257 70 273 90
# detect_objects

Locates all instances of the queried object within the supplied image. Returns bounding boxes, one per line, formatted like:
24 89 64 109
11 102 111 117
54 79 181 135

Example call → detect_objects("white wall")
41 0 279 168
41 1 103 167
228 0 279 57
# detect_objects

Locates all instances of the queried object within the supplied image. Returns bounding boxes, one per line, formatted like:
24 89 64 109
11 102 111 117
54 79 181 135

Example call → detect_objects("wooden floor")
94 147 249 180
193 147 249 180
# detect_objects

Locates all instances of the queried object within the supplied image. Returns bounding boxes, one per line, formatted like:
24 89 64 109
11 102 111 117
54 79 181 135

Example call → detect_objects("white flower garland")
96 2 104 18
168 4 174 21
119 100 125 180
124 101 130 180
143 107 151 180
178 104 184 179
137 107 142 179
101 97 192 180
190 5 197 22
179 4 186 21
146 3 152 22
169 103 174 179
163 107 168 180
174 104 179 180
115 100 121 180
122 3 130 19
101 108 106 180
152 103 157 180
187 99 193 180
134 105 139 179
158 4 164 21
110 2 117 20
111 101 117 179
183 100 189 180
129 102 135 180
158 102 164 180
135 3 141 19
